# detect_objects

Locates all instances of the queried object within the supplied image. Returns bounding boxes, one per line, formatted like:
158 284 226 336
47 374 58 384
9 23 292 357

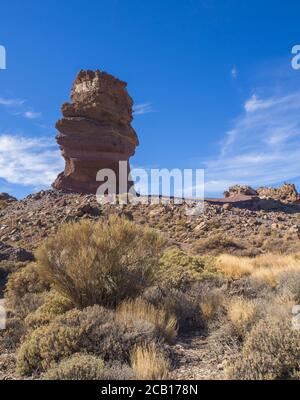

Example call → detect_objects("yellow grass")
131 343 170 380
199 289 224 320
215 254 253 279
116 298 177 342
228 298 258 333
216 253 300 287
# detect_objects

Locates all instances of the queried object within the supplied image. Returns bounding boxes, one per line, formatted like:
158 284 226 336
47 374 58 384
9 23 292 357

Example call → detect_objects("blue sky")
1 0 300 198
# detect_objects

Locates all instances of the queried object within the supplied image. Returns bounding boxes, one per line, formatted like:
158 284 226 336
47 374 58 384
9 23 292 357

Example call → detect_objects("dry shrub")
117 298 177 342
227 298 259 335
0 260 27 297
193 233 244 255
227 316 300 380
42 354 104 380
131 343 169 380
16 305 156 376
25 290 74 330
157 248 215 290
199 289 224 321
142 286 203 331
43 355 135 380
0 316 25 351
276 270 300 304
36 216 164 308
5 263 49 317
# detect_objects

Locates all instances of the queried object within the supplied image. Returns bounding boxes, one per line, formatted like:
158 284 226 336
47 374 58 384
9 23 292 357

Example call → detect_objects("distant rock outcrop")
224 185 258 198
257 183 300 204
52 70 139 194
0 193 17 202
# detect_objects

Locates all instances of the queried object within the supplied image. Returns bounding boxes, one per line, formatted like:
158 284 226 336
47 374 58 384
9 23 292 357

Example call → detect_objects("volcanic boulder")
52 70 139 194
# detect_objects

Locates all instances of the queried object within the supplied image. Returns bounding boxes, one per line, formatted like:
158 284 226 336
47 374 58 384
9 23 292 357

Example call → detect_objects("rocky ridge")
0 189 299 258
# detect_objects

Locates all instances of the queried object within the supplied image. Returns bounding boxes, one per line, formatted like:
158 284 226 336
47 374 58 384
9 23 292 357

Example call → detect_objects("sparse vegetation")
193 233 244 255
117 297 177 342
157 248 215 289
16 305 157 376
227 298 259 335
42 354 105 380
227 316 300 380
131 343 170 380
1 209 300 381
36 216 165 308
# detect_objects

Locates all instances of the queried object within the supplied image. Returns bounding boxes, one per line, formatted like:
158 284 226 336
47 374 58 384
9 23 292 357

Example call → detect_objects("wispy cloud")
23 110 41 119
231 65 238 79
0 95 42 120
133 102 153 115
0 134 63 186
203 91 300 194
0 97 25 107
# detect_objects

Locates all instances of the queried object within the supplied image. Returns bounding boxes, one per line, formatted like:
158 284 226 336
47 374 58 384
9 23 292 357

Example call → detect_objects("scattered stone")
0 193 17 202
0 242 34 262
222 203 232 211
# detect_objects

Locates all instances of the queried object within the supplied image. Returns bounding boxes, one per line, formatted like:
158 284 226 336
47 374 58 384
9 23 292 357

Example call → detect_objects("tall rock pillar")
52 70 139 194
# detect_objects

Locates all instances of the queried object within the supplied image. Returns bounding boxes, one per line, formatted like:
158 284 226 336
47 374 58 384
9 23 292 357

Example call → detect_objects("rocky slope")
0 188 299 259
0 188 300 380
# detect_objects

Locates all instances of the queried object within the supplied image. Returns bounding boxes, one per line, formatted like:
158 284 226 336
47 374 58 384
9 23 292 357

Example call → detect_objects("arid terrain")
0 184 300 380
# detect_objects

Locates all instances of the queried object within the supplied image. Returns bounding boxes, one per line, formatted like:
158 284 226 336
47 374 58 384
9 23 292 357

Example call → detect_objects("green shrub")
16 305 156 376
36 216 164 308
227 317 300 380
25 291 74 330
157 248 215 290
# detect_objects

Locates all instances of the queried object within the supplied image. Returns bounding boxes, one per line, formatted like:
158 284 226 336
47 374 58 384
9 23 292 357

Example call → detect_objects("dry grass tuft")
117 298 177 342
216 253 300 287
216 255 253 279
199 289 224 321
227 298 258 334
131 343 170 380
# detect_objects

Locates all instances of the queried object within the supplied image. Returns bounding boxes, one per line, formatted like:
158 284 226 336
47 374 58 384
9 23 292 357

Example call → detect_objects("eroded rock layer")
52 70 139 194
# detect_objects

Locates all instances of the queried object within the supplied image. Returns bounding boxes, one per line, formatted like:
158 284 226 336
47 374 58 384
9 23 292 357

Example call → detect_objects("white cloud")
0 97 25 107
203 91 300 194
0 95 41 120
23 110 41 119
0 134 63 186
133 102 153 115
231 66 238 79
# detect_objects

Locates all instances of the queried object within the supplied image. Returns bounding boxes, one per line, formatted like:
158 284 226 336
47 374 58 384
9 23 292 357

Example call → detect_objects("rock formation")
257 183 300 204
52 70 139 194
224 185 258 198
